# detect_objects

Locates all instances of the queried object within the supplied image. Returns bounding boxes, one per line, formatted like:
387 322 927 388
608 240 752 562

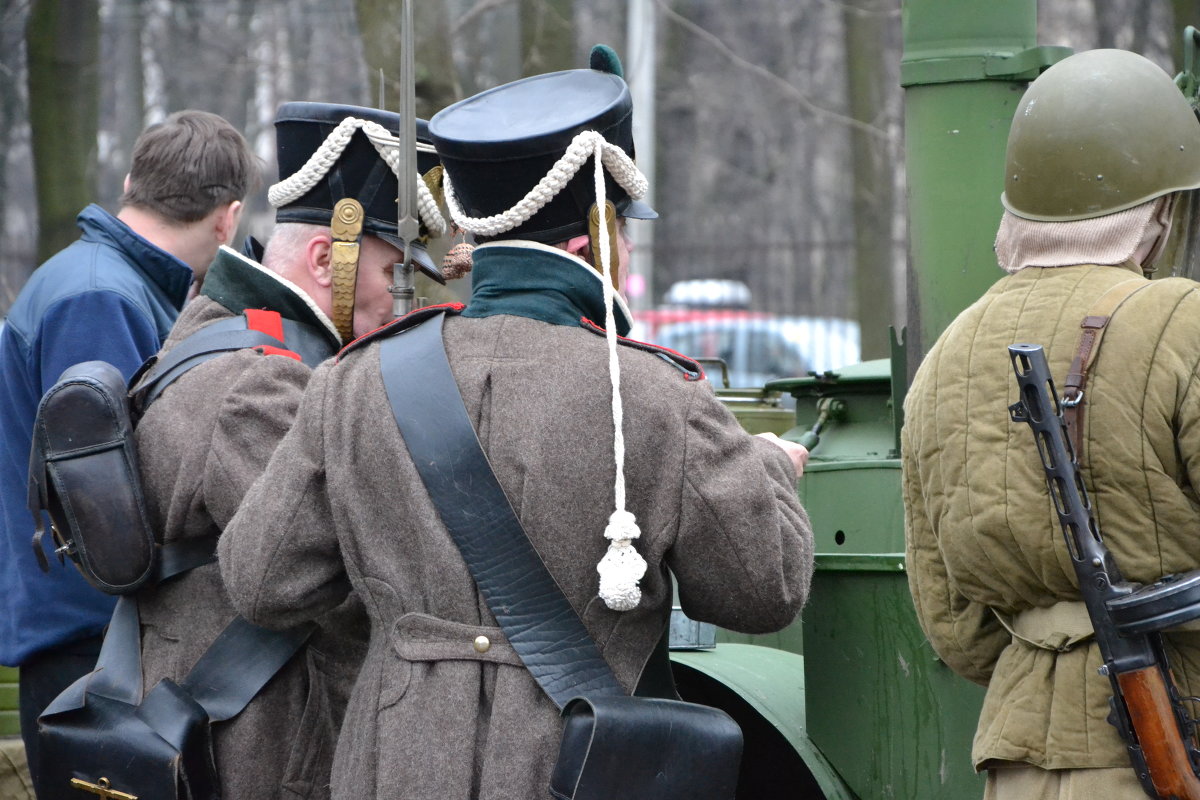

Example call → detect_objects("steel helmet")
1002 49 1200 221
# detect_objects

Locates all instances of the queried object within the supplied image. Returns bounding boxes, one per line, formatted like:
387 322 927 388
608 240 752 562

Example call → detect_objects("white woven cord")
442 130 648 238
583 137 648 612
267 116 447 238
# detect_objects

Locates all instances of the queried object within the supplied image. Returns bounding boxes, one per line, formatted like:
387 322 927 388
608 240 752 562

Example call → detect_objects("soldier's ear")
562 233 592 262
306 232 334 288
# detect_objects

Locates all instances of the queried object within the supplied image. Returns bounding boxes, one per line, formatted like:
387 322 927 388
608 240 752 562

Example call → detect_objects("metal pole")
392 0 418 318
627 0 657 312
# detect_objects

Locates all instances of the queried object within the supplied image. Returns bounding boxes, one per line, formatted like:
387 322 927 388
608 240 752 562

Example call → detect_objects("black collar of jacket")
201 246 340 353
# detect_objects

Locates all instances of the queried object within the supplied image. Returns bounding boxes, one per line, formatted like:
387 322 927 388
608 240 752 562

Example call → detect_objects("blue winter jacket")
0 204 192 665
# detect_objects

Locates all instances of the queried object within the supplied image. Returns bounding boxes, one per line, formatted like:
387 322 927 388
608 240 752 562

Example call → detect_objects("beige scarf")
994 197 1170 274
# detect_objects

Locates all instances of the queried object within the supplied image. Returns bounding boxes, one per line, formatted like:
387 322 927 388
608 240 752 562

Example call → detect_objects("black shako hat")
272 101 443 279
428 69 657 244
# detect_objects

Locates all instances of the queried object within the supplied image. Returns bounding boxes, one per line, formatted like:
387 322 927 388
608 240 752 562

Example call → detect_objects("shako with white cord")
269 102 448 340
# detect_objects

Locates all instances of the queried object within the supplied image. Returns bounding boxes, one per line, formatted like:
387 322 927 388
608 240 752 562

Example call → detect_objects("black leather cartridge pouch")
27 360 157 594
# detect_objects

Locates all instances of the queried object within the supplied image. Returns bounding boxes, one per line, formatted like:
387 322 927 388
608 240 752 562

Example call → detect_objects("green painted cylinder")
904 79 1027 356
901 0 1068 358
783 364 985 799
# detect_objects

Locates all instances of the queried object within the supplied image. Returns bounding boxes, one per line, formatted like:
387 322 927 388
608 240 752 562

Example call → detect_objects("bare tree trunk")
355 0 460 119
97 0 145 209
1130 1 1153 56
1091 0 1120 49
27 0 100 263
843 0 894 359
520 0 574 76
0 2 32 310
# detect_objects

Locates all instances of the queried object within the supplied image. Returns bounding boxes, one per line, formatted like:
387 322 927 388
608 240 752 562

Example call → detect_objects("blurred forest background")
1 0 1199 360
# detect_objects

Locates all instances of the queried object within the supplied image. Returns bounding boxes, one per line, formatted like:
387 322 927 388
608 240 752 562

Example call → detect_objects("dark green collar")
462 243 632 336
201 247 341 351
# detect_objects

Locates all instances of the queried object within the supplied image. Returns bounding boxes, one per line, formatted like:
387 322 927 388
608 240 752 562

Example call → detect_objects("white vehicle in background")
648 315 861 389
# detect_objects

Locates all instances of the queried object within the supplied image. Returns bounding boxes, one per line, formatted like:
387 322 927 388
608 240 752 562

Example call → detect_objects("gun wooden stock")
1116 664 1200 798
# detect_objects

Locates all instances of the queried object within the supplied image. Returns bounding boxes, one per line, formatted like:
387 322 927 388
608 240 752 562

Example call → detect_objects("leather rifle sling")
1062 278 1150 464
379 312 627 709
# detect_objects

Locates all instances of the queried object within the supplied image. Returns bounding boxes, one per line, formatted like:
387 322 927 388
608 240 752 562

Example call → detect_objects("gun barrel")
1008 344 1110 571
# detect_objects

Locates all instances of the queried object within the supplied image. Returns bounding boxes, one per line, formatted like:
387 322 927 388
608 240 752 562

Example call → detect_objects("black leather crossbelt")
379 312 623 708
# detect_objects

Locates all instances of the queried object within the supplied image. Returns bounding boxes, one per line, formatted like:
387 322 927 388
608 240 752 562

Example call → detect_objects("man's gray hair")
262 223 327 277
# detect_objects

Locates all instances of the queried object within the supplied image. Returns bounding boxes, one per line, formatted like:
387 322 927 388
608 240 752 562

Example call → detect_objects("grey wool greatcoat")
134 246 367 799
219 242 815 800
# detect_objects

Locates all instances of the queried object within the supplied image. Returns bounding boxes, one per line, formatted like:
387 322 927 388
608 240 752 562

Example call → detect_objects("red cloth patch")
244 308 285 342
256 345 302 361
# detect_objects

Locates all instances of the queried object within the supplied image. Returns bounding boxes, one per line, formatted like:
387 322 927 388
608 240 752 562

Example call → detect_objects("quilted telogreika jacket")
134 246 367 799
903 259 1200 771
218 242 815 800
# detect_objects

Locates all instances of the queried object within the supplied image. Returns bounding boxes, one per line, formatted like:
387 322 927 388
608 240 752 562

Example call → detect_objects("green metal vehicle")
661 1 1076 797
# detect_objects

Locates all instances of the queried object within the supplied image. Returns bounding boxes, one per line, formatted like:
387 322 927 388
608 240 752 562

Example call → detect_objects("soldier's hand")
755 432 809 478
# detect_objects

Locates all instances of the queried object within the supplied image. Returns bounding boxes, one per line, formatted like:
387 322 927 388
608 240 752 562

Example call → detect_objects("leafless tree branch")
452 0 513 36
818 0 902 19
656 0 889 142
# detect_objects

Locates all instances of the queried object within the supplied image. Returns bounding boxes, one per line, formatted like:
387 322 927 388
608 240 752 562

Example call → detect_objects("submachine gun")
1008 343 1200 800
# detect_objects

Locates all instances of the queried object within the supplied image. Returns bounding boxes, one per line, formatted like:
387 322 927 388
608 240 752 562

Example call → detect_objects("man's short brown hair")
120 110 259 224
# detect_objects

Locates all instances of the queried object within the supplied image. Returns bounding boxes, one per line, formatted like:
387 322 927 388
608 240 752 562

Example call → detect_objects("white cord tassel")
588 139 647 612
267 116 447 237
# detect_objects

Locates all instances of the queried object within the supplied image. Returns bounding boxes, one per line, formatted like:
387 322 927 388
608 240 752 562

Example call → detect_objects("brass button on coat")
473 635 490 653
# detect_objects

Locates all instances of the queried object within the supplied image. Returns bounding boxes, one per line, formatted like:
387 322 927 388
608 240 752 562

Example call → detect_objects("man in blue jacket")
0 109 256 785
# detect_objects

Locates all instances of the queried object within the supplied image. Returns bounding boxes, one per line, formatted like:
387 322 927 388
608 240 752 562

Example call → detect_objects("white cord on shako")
267 116 448 238
444 129 650 612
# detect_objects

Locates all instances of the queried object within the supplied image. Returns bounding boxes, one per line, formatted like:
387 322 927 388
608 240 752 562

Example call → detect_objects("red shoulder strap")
243 309 300 361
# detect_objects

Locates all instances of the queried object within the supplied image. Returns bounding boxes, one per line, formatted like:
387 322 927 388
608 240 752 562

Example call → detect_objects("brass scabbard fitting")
588 200 620 291
330 198 366 343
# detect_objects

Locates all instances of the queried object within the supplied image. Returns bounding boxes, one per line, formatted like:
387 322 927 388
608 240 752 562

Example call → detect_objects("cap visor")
376 234 446 284
623 198 658 221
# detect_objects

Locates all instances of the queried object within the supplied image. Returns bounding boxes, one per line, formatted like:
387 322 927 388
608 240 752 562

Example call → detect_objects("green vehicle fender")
671 644 855 800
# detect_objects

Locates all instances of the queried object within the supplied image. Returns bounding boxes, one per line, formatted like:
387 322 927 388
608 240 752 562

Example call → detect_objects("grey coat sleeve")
668 387 814 634
218 362 351 629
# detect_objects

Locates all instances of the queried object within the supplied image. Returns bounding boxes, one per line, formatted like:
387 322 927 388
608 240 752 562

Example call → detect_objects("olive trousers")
985 764 1146 800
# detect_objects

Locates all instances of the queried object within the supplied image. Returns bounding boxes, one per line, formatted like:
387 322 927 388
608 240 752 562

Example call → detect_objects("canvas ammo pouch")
27 360 156 594
379 310 743 800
